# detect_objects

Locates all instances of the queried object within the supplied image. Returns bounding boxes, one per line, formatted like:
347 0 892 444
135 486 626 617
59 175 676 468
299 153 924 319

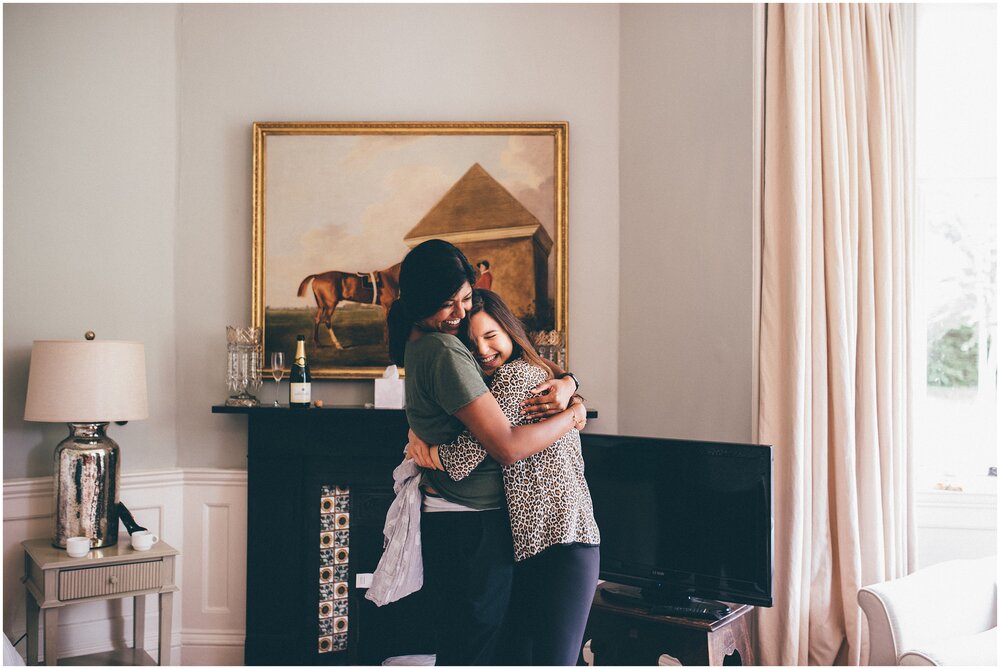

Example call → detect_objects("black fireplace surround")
216 405 429 665
216 404 597 665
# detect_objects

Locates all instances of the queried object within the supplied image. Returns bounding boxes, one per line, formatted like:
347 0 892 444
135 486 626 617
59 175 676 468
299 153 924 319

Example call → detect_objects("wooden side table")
22 538 179 666
585 583 756 666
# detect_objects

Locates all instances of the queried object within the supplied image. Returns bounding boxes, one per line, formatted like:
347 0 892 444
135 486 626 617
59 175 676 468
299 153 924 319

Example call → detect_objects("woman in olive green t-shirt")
386 239 584 665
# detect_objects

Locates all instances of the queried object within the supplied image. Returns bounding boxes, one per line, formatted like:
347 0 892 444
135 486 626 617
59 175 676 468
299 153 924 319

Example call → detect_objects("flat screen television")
581 434 773 609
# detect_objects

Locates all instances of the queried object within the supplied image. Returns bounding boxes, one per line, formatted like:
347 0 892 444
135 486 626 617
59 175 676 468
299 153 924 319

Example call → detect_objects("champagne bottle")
289 335 312 408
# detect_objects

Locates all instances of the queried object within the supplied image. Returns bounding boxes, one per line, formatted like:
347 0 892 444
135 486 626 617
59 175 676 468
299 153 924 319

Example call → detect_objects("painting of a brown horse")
297 263 402 349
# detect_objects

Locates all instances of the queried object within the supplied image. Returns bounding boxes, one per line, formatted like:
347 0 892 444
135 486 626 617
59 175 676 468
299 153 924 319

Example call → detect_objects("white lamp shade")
24 340 148 423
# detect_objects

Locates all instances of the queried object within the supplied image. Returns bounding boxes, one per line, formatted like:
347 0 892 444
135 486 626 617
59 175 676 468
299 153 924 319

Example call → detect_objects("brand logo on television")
707 447 761 458
651 569 665 577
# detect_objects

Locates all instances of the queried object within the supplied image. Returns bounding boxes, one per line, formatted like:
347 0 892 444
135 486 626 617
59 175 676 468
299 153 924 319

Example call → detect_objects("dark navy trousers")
498 542 601 666
421 509 514 666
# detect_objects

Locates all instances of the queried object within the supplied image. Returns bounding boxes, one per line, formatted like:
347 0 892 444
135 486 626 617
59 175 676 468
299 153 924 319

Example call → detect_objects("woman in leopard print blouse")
409 289 600 665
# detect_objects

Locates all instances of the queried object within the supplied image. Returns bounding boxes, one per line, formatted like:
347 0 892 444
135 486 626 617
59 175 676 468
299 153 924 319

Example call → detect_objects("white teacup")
131 531 159 552
66 536 91 558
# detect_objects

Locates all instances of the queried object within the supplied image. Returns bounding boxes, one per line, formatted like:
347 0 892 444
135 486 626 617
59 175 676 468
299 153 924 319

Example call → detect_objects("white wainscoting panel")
3 468 247 666
3 477 54 658
180 468 247 666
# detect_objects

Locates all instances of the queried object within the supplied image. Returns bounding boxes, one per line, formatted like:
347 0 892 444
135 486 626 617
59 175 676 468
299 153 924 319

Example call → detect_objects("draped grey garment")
365 458 424 606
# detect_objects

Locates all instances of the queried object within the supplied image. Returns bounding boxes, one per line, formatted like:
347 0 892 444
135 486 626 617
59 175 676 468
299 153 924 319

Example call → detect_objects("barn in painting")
404 163 554 329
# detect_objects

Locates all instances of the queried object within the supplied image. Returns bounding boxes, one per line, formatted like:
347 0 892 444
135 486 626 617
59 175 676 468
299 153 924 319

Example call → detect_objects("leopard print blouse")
436 358 600 562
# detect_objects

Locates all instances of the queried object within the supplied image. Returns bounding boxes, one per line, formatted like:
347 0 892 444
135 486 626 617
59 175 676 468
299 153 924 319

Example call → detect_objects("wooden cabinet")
585 583 756 666
22 538 178 666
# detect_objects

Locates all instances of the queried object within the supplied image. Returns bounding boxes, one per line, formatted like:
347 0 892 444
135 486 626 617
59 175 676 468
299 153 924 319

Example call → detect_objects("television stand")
585 582 755 665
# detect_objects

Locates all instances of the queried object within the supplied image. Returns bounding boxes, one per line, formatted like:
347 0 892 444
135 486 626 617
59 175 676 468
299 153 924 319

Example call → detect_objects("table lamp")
23 334 148 549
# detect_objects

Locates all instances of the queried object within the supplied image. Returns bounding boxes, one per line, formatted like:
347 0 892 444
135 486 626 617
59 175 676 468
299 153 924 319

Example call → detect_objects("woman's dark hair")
461 289 553 379
387 239 477 364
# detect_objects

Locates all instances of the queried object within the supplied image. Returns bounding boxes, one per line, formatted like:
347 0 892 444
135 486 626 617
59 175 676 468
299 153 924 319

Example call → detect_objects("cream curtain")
757 4 915 665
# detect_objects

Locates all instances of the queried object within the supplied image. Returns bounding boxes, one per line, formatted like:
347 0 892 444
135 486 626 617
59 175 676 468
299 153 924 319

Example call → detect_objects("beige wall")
4 3 625 475
3 4 180 476
4 3 758 478
618 4 756 442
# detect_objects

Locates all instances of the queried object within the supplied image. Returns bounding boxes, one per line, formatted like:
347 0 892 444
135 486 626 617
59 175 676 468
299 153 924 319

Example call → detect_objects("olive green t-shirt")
404 332 503 510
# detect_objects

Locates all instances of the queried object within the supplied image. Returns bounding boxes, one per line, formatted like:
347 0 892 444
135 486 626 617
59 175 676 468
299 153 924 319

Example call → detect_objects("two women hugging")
371 239 599 666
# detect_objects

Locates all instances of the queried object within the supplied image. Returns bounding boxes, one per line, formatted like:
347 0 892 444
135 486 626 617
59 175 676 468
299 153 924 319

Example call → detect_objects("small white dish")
65 537 90 558
130 530 159 551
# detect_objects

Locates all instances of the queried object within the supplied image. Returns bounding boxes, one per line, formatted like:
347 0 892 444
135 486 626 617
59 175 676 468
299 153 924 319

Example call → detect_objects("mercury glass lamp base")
54 422 120 549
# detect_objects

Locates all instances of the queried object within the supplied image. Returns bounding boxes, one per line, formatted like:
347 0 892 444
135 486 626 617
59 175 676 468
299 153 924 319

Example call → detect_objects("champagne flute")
271 351 285 406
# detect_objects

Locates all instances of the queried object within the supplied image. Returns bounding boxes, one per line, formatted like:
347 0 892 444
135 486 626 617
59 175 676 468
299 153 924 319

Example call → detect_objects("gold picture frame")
252 122 569 379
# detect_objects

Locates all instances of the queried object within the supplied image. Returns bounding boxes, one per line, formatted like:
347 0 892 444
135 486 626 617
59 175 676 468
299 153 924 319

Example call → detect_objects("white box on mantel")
374 366 405 408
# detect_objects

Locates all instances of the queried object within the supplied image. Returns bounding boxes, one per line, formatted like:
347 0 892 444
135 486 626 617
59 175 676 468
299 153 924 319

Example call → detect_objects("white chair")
3 634 25 666
858 555 997 666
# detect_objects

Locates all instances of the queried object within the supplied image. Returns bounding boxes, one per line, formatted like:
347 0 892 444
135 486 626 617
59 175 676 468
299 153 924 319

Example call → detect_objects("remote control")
649 604 726 620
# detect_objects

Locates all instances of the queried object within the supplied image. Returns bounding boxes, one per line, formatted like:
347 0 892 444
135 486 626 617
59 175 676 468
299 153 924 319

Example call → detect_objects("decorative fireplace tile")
321 496 335 514
318 484 350 654
319 600 334 619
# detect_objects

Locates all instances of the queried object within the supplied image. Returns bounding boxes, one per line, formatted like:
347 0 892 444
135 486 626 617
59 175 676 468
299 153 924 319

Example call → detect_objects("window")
915 4 997 490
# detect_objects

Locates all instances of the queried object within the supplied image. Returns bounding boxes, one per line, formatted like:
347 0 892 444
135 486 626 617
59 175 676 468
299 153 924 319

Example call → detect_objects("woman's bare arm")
453 391 585 466
434 362 542 479
415 361 586 477
432 395 587 480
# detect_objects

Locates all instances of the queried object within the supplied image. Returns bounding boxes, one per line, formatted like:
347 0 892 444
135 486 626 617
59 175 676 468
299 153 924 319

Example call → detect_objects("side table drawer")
59 560 161 601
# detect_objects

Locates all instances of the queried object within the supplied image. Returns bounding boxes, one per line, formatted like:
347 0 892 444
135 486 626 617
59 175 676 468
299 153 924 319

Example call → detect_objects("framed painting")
252 122 569 379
